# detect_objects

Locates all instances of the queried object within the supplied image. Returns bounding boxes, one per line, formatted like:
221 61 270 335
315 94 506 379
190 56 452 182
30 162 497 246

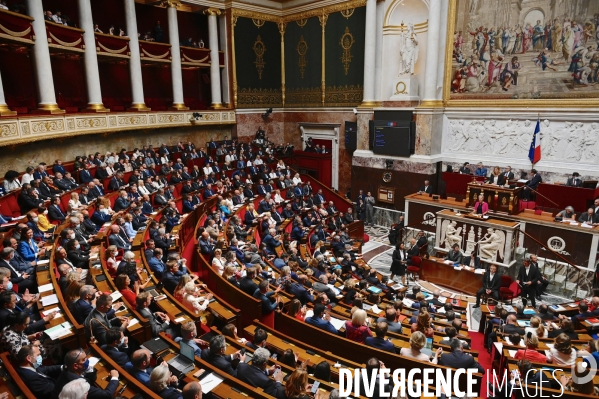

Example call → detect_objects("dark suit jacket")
419 185 433 193
445 250 462 263
54 370 119 399
438 350 484 373
526 174 542 190
364 336 396 353
200 349 237 377
239 277 259 296
578 212 598 224
137 306 171 337
48 204 66 222
84 308 121 345
462 255 481 268
17 365 62 399
482 271 501 291
100 344 130 366
517 264 540 285
566 177 583 187
237 362 286 399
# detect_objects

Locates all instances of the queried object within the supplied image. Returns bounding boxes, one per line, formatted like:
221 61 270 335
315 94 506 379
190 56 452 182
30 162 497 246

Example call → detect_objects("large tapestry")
445 0 599 104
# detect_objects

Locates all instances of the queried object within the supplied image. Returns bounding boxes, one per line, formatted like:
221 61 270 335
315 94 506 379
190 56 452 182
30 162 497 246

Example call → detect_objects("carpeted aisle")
469 331 491 399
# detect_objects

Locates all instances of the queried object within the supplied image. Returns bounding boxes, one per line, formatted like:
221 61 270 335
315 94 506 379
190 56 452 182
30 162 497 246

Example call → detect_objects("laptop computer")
141 337 169 355
167 341 196 377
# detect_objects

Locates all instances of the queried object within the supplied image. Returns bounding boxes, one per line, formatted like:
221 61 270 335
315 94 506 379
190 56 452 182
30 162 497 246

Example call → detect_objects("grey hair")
149 364 170 392
0 247 14 259
319 274 328 283
158 228 166 235
230 238 238 246
329 389 340 399
58 379 91 399
79 285 95 299
124 251 135 261
252 347 270 366
209 335 226 356
566 206 574 212
70 217 80 224
316 254 324 262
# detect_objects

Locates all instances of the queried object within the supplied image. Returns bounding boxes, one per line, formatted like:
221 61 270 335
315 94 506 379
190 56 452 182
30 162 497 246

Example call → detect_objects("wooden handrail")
519 228 579 270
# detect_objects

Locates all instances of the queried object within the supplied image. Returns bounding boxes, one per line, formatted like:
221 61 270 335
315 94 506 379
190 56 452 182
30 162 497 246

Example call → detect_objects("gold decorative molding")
341 7 355 19
0 23 31 37
203 7 221 16
237 88 282 108
286 87 321 107
231 9 281 24
283 0 367 22
296 19 307 27
253 35 266 79
0 104 16 117
319 12 327 106
161 0 181 8
340 27 354 75
252 19 265 28
231 14 238 108
418 100 444 108
297 35 308 78
326 85 363 107
279 21 286 107
48 32 82 47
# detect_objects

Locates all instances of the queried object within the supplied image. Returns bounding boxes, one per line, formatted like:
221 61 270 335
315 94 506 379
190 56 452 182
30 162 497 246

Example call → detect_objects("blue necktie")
56 205 64 217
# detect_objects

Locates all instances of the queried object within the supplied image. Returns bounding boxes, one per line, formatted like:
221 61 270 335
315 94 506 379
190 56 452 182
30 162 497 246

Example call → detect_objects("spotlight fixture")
262 107 273 120
353 108 358 115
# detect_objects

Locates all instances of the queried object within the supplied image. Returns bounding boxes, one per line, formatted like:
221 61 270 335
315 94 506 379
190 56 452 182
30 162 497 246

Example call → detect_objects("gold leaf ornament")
253 36 266 79
297 36 308 78
340 27 354 75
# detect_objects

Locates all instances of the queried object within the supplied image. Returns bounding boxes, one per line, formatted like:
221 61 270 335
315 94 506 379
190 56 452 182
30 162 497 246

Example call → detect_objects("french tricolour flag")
528 118 541 164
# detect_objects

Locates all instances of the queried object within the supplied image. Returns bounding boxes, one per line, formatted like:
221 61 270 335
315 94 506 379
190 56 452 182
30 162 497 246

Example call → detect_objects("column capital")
204 8 222 16
161 0 181 8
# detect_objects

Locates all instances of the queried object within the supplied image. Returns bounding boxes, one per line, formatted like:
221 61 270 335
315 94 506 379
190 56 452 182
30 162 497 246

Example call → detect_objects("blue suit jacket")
175 337 202 357
306 315 338 335
291 226 304 241
287 282 314 305
365 336 396 353
262 234 280 254
253 289 278 313
124 364 153 386
17 365 62 399
100 344 130 366
148 256 167 278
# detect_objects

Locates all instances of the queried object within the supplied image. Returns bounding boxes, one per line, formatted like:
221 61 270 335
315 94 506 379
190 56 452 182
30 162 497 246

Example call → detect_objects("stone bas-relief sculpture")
442 220 463 249
398 23 419 75
478 228 505 262
445 118 599 164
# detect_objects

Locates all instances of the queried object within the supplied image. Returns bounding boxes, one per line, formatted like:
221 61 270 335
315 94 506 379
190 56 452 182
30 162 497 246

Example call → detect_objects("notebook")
141 337 170 354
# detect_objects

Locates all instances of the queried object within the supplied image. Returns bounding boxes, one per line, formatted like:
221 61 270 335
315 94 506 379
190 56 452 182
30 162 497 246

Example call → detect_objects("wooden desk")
466 183 522 215
419 257 482 297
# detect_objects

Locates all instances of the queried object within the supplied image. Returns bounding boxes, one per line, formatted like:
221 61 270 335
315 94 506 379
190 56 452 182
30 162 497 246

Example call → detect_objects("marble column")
373 0 384 103
218 13 230 107
421 0 443 107
204 8 223 109
435 0 449 101
78 0 108 112
0 70 16 116
124 0 149 111
166 1 187 110
360 0 377 107
26 0 63 113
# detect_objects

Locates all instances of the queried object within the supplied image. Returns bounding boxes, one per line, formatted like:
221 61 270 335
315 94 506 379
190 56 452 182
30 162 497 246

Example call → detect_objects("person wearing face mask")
91 204 112 228
66 239 90 269
35 206 55 233
0 247 36 293
100 327 129 366
53 347 120 399
69 217 95 252
16 344 62 398
26 212 52 241
84 293 129 345
78 210 99 235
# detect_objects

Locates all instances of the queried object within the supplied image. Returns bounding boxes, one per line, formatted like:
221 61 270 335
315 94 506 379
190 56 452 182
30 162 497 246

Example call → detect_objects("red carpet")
469 331 491 399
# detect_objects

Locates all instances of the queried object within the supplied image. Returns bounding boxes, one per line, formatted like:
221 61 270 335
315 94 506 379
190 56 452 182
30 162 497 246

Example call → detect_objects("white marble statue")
398 23 419 75
443 220 462 249
478 228 505 261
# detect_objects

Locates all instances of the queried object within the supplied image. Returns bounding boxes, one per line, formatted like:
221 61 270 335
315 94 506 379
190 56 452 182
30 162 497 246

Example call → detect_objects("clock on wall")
382 172 392 183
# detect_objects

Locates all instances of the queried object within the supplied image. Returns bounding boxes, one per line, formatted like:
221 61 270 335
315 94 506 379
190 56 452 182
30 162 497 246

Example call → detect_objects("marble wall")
235 109 356 196
0 125 232 173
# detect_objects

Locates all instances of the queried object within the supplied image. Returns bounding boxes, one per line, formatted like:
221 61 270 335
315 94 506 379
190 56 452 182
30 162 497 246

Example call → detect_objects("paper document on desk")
127 318 139 329
493 342 503 354
38 283 54 293
454 266 463 271
305 310 314 319
41 294 58 306
370 305 382 314
438 296 448 303
200 372 225 394
37 259 50 266
88 357 101 369
402 298 414 308
517 179 528 183
474 269 485 274
329 317 345 331
581 223 593 228
45 322 72 340
110 291 122 301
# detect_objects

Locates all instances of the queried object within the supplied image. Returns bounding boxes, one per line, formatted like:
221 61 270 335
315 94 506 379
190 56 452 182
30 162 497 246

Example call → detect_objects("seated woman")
471 194 489 216
115 274 140 306
221 323 247 344
149 364 182 399
288 299 307 322
344 309 372 343
525 316 548 338
399 331 441 363
556 206 576 221
173 275 192 302
18 227 45 262
559 362 599 395
514 334 547 363
68 192 83 213
486 166 503 185
182 281 212 312
547 333 577 366
411 310 435 338
211 248 225 275
0 312 44 360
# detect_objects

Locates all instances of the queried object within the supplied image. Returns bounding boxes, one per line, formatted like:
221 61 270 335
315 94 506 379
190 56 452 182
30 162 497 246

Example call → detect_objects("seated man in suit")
444 244 462 263
53 348 120 399
439 326 471 349
438 338 484 373
108 225 131 251
174 321 207 357
579 207 598 225
305 303 338 334
124 349 155 386
418 180 433 194
522 169 542 201
100 327 129 366
113 190 131 212
136 291 179 338
237 347 285 399
16 344 63 399
84 293 127 345
474 162 487 177
473 264 501 308
458 162 472 174
364 321 396 353
48 196 66 223
201 334 245 377
461 251 481 269
566 172 583 187
286 275 314 305
376 307 403 334
254 280 281 315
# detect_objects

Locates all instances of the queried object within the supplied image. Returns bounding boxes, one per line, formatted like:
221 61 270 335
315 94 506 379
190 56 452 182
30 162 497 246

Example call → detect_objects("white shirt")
21 173 34 185
489 273 495 280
